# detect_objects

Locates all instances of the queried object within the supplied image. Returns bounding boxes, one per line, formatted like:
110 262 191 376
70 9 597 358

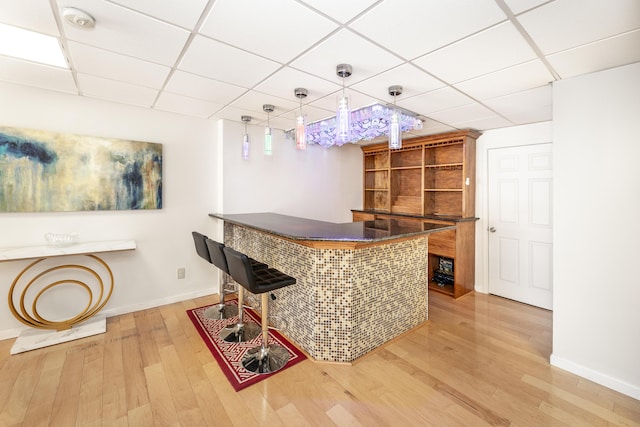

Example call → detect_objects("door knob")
489 227 496 233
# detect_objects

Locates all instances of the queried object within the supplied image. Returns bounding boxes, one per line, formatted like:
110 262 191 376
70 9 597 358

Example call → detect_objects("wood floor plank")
19 349 66 427
101 327 127 423
0 351 45 426
0 291 637 426
49 346 84 426
75 342 105 425
158 344 207 426
144 362 181 426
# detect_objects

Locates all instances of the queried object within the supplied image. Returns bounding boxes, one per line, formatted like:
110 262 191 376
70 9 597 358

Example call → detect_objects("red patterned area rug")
187 300 306 391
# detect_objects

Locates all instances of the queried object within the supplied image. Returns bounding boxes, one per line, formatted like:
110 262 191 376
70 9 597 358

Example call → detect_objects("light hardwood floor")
0 291 638 426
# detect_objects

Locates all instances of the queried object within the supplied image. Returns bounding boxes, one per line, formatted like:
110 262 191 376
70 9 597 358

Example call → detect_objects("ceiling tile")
408 118 456 137
254 67 341 103
110 0 208 28
310 90 381 113
179 35 281 88
0 56 76 93
517 0 640 54
503 0 549 15
266 115 304 131
68 41 171 89
398 87 475 116
0 0 59 35
200 0 338 64
155 92 223 118
276 103 336 125
413 22 537 84
77 73 158 107
454 60 554 100
350 0 506 59
484 85 552 125
351 63 446 100
290 29 403 84
56 0 190 66
298 0 379 24
165 71 247 104
448 115 513 131
428 102 499 125
547 29 640 78
228 90 300 117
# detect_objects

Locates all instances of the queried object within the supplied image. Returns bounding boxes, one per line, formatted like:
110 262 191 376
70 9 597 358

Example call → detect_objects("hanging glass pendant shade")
241 115 251 160
335 64 352 146
294 88 308 150
263 104 274 156
388 85 403 150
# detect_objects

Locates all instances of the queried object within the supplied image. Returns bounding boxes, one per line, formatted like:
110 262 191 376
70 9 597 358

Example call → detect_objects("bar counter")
209 212 454 362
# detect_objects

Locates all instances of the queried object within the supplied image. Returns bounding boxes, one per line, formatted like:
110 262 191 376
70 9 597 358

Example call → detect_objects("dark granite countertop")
209 212 455 243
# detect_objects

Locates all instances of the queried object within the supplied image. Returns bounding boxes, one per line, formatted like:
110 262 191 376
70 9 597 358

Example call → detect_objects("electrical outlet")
177 268 185 279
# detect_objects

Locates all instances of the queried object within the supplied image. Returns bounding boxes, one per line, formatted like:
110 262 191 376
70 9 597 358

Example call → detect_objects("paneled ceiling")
1 0 639 139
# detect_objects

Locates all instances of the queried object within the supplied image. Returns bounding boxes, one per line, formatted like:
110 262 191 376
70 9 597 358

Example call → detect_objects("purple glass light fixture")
241 115 251 160
263 104 274 156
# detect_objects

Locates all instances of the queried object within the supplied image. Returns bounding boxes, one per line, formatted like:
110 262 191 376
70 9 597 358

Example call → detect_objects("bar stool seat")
223 246 296 374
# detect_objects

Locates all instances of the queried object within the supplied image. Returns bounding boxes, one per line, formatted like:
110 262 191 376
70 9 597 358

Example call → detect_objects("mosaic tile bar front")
223 222 430 363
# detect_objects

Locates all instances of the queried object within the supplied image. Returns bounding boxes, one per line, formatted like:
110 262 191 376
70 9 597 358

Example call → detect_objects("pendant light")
335 64 352 146
241 115 251 160
388 85 403 150
263 104 274 156
294 88 308 150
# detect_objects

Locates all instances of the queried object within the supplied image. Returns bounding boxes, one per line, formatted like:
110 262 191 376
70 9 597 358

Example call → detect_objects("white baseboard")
550 353 640 400
0 289 217 342
102 288 216 318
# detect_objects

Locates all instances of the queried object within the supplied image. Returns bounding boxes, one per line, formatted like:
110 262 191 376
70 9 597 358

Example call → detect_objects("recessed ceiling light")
0 23 67 68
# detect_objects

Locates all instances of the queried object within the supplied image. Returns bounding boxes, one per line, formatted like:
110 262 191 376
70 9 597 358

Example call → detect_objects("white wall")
219 119 363 224
0 81 364 339
0 82 219 339
552 62 640 399
475 121 553 294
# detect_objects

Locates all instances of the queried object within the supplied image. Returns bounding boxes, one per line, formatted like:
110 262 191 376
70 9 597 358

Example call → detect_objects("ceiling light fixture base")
294 88 308 100
388 85 403 97
62 7 96 30
336 64 352 79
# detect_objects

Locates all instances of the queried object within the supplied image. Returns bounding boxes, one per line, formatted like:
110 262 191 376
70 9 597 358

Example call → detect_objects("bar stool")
192 232 267 324
192 232 236 320
223 246 296 374
206 238 268 342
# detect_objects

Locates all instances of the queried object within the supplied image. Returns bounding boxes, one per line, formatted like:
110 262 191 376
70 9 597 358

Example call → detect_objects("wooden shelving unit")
356 129 480 298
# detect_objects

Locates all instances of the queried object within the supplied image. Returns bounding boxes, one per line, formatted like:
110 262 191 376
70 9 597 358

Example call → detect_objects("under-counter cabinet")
354 129 480 298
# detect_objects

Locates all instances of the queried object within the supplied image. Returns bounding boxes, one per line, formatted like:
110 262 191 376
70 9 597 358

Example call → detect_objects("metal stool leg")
219 286 260 342
204 272 238 320
241 293 290 374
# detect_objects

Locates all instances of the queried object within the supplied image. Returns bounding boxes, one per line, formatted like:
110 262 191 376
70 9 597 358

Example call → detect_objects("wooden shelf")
429 282 455 296
358 129 479 298
425 163 463 170
391 166 422 170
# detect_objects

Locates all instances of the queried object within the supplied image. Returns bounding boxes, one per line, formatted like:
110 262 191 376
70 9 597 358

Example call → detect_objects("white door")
488 144 553 310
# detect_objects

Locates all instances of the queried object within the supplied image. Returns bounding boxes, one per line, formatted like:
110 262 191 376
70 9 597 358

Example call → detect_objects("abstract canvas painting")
0 126 162 212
